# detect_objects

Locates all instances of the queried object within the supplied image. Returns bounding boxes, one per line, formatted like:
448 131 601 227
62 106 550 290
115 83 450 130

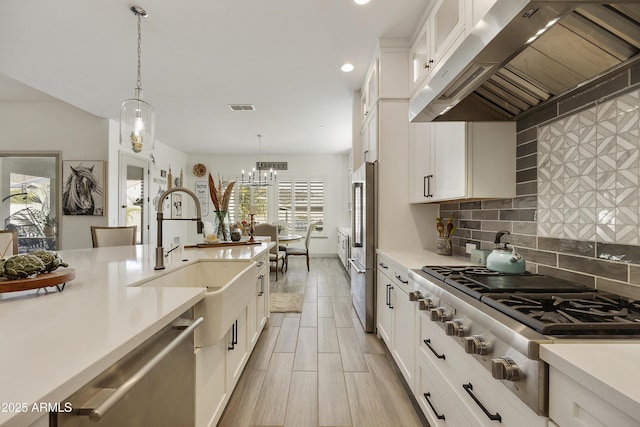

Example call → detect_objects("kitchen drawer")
416 311 546 426
377 252 393 273
391 262 411 294
549 366 640 427
416 352 472 426
377 252 411 293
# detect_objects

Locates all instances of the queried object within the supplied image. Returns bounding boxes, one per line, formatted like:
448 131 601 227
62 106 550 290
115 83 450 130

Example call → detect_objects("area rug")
270 292 304 313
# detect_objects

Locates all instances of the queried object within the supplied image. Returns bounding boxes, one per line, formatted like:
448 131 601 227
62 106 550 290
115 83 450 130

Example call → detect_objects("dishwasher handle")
85 317 204 422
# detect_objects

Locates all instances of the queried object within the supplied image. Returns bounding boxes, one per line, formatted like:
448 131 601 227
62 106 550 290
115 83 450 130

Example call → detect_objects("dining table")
278 234 302 244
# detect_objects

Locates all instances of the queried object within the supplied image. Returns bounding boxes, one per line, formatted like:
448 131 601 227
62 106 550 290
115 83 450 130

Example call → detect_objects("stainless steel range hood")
409 1 640 122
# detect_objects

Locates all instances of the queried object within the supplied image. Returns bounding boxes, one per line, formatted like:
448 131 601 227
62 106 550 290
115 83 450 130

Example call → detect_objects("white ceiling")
0 0 431 155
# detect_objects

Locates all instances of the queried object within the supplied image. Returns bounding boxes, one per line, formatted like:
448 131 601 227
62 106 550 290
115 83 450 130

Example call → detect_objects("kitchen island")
0 242 273 427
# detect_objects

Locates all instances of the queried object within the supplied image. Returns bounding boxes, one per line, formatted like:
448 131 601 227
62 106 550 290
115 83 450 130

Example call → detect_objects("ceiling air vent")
228 104 255 111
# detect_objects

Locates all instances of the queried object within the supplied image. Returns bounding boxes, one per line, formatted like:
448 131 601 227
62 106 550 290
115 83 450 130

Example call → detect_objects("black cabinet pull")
424 174 433 198
424 339 446 359
379 262 389 269
386 284 390 306
395 274 409 284
423 392 445 421
228 320 238 351
388 285 394 309
463 383 502 422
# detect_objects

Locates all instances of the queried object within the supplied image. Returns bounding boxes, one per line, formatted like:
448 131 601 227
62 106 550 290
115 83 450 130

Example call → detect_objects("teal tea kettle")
486 230 526 274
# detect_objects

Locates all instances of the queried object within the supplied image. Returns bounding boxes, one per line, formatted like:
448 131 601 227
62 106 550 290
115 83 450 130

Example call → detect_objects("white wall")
1 101 349 255
0 101 108 249
183 152 351 255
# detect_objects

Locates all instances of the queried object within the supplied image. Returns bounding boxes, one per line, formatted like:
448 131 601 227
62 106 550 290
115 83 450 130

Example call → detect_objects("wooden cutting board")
184 241 261 249
0 267 75 293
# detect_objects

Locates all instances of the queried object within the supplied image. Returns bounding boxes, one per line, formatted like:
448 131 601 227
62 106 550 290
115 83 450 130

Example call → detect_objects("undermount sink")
133 260 256 347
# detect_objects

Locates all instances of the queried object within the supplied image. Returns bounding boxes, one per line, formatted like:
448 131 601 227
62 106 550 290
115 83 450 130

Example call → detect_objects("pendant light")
120 6 155 153
239 135 277 187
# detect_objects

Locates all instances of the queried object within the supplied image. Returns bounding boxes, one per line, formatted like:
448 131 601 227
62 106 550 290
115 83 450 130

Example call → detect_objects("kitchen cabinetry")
416 354 472 426
414 303 546 426
353 43 409 171
409 121 516 203
376 263 393 346
247 253 268 348
337 228 351 273
410 0 466 95
361 105 378 163
548 366 640 427
195 253 270 427
410 0 499 95
376 252 415 390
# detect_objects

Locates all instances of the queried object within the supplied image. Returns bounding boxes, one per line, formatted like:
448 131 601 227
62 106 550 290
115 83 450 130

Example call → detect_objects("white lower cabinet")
195 253 269 427
226 309 248 391
377 252 415 390
549 366 640 427
416 353 472 426
248 255 268 348
392 285 415 391
376 268 393 346
195 340 227 427
415 309 546 426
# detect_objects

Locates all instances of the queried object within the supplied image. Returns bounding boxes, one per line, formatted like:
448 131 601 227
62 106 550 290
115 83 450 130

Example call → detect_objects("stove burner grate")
483 292 640 335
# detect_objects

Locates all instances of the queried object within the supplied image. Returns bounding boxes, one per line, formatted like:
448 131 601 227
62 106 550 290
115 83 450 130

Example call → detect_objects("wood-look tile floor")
218 257 427 427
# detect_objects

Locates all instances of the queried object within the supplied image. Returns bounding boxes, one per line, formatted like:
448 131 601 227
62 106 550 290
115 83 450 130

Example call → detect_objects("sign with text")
194 181 209 217
256 161 287 171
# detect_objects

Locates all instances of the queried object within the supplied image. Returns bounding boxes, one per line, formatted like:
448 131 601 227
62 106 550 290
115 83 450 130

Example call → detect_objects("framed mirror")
0 152 60 253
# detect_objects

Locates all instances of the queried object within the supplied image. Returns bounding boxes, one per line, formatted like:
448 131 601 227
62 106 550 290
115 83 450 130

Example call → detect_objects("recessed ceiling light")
341 63 354 72
354 0 371 5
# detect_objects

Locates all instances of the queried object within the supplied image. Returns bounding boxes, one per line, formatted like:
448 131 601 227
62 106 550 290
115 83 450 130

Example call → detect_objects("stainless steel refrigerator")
349 161 377 332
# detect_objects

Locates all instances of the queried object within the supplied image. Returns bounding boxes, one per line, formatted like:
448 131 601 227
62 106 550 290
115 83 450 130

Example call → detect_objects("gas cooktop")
420 265 640 336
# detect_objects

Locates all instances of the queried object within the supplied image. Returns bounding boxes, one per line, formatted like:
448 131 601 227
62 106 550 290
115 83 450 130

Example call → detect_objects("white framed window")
277 179 324 235
229 184 268 225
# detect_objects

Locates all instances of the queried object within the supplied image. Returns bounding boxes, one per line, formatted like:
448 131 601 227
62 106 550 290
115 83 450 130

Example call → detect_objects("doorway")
119 153 149 245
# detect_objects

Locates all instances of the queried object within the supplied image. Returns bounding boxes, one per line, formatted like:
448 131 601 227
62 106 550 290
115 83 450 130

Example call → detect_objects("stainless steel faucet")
155 187 204 270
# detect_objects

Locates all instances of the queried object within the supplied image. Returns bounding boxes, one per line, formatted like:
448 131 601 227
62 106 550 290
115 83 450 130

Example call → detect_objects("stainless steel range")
409 265 640 420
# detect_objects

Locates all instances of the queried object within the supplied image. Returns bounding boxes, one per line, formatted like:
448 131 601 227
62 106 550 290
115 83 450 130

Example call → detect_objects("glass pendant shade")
120 88 155 153
120 6 155 153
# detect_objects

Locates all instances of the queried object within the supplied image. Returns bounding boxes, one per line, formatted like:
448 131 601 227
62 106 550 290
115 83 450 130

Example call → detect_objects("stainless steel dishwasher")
50 313 203 426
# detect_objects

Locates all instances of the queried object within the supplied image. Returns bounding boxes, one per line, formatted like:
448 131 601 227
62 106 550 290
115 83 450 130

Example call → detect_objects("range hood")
409 1 640 122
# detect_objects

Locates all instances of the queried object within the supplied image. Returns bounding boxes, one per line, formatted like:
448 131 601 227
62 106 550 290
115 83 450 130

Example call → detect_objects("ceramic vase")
436 237 452 256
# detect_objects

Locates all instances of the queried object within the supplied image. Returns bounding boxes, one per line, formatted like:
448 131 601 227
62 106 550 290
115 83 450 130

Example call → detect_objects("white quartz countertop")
540 343 640 422
0 242 273 427
377 248 474 269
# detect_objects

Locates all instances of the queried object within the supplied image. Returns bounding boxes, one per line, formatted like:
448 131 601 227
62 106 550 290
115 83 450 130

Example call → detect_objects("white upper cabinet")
410 0 466 95
353 44 409 170
409 121 516 203
410 0 499 96
466 0 498 29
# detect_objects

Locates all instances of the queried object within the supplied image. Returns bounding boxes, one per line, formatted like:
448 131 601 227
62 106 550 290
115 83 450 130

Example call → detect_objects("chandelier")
120 6 155 153
239 135 277 187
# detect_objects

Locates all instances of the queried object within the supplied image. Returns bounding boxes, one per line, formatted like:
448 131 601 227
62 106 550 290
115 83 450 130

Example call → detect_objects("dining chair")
254 223 286 281
90 225 137 248
0 229 18 257
285 223 316 272
273 220 289 253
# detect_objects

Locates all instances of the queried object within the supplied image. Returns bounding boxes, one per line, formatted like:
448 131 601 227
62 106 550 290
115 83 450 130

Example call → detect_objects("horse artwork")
62 161 105 216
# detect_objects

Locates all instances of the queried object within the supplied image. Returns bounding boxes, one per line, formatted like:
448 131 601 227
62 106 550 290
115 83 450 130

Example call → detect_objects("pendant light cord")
136 12 143 91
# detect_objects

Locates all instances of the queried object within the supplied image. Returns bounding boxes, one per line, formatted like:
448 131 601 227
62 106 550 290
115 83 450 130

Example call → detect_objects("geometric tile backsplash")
538 88 640 244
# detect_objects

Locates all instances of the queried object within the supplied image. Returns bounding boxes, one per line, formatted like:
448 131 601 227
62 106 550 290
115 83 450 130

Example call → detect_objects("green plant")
43 214 56 227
